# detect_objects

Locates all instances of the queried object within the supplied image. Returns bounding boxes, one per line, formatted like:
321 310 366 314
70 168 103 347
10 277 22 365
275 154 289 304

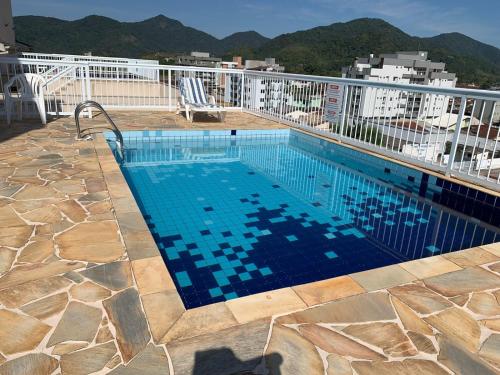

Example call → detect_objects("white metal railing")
0 57 244 115
0 53 499 190
38 57 73 80
42 64 86 116
20 52 159 65
20 52 161 82
241 70 500 190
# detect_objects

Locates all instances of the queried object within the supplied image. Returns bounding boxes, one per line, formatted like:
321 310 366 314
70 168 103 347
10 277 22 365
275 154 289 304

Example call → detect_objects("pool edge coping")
92 131 500 346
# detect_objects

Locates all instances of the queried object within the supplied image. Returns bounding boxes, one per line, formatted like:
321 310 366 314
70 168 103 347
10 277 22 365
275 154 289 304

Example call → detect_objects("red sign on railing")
324 83 344 123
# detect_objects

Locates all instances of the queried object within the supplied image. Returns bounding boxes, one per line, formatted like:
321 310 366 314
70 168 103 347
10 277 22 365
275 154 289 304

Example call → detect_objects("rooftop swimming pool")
108 129 500 308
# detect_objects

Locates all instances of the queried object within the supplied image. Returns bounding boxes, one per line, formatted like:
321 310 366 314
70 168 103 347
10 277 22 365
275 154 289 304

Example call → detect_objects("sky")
12 0 500 48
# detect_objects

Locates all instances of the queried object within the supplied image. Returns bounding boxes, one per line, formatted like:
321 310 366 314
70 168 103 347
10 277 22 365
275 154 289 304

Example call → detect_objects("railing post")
168 68 172 111
278 77 285 123
79 66 86 114
240 71 245 111
84 63 93 119
338 84 349 140
445 96 467 176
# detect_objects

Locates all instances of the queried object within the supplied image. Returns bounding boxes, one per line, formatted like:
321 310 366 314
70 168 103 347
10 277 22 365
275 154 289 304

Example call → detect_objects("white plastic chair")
5 73 47 125
177 77 225 122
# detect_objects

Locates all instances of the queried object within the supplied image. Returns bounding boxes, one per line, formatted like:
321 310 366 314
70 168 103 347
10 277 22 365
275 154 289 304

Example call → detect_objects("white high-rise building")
342 51 457 119
244 78 282 112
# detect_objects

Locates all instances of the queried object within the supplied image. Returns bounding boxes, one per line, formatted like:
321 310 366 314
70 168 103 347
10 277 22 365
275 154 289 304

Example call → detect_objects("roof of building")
428 113 482 128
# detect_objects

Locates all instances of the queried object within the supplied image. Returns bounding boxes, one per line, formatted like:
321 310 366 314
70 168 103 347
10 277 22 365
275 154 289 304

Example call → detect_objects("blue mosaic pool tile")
426 245 441 253
399 207 422 215
239 272 252 281
286 235 298 242
223 268 237 277
241 243 253 251
245 263 258 272
325 251 338 259
340 228 365 238
259 267 273 276
236 252 249 259
209 287 223 298
225 292 238 300
166 248 180 260
175 271 192 288
270 217 287 223
223 248 234 255
194 259 207 268
213 271 230 287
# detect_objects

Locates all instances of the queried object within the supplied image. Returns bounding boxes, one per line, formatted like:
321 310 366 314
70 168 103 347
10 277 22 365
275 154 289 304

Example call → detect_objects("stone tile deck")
0 111 499 374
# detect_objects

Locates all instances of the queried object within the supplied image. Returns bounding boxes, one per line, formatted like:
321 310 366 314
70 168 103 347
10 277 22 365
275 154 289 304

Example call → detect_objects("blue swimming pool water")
108 129 500 308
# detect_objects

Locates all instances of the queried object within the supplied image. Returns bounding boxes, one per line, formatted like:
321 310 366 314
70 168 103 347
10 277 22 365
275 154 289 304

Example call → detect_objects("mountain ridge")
13 15 500 86
249 18 500 86
13 14 269 56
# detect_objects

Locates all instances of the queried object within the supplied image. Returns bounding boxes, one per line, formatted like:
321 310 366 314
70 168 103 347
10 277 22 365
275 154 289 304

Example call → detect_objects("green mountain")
251 18 500 86
220 31 270 52
13 15 268 57
253 18 409 75
420 33 500 86
13 15 500 86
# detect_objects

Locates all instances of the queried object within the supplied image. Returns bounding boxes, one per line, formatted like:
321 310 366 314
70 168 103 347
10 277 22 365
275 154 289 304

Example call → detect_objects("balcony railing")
0 53 499 190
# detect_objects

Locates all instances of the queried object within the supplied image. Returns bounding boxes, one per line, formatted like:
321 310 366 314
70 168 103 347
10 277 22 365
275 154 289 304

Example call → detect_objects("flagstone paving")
0 113 499 374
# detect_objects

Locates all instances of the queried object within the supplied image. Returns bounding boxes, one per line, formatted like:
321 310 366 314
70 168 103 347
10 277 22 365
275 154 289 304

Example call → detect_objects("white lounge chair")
177 77 225 122
5 73 47 125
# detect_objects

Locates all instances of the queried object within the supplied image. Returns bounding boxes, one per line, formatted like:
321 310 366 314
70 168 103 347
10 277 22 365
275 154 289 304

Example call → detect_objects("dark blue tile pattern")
109 130 500 309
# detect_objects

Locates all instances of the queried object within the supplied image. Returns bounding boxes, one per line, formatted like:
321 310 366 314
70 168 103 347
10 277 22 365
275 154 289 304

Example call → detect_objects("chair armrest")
5 77 16 97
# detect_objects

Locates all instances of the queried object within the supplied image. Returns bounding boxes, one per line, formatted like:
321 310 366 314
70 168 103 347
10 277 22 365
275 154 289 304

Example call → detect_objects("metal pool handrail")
74 100 124 157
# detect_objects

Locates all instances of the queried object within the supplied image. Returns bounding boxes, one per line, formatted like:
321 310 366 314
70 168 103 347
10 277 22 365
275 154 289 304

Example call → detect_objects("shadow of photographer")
192 347 283 375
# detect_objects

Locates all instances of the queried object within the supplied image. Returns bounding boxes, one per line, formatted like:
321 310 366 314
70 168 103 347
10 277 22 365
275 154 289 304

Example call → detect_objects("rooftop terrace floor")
0 111 499 374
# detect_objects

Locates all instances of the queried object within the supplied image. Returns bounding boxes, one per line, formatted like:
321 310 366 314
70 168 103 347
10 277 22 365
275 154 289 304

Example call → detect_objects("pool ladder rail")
74 100 124 158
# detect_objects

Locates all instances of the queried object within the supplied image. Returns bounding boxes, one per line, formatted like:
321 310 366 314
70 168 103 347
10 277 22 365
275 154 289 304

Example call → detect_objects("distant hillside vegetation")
250 18 500 86
13 15 269 57
14 15 500 86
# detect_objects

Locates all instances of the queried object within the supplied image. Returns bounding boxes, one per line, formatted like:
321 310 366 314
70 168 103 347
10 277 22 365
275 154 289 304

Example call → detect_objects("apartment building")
222 57 286 108
342 51 457 119
245 58 285 72
284 81 322 113
176 52 222 68
244 78 283 112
